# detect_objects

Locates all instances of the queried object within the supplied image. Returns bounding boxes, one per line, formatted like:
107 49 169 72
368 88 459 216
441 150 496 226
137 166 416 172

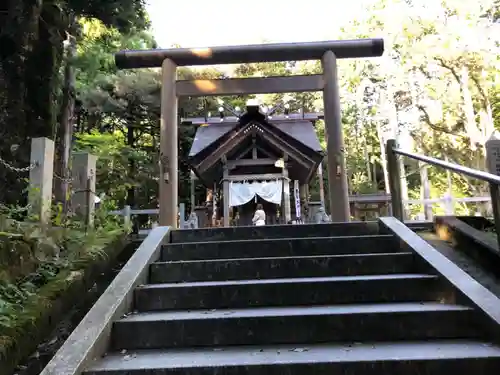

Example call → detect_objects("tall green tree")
0 0 148 206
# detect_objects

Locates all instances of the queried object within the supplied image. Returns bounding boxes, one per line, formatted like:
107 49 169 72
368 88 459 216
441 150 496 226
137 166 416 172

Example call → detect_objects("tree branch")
416 104 462 137
435 57 461 83
469 73 489 105
418 66 433 80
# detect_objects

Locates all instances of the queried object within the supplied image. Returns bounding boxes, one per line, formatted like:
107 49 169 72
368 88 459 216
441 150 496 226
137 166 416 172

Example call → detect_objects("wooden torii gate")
115 39 384 227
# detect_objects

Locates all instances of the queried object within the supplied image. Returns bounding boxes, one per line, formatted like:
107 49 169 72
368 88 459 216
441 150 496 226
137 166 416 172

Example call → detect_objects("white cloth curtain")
254 180 283 204
229 180 283 207
229 182 255 207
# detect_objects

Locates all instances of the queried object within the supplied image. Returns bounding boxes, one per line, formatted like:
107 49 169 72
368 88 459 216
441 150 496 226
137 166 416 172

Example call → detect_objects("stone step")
85 340 500 375
150 252 417 283
404 221 434 231
162 235 398 261
170 222 379 243
111 303 479 350
135 274 441 312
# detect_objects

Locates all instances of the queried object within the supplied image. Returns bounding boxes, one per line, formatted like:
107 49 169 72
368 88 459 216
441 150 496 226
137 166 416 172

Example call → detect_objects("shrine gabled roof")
272 121 322 152
189 120 322 158
188 116 325 186
189 122 238 157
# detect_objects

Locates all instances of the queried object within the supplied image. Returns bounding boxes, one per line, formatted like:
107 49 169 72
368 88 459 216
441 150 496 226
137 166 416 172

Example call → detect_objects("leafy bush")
0 201 126 341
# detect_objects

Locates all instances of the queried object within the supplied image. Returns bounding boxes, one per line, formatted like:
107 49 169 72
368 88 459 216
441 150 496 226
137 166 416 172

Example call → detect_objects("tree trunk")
126 125 136 207
419 162 432 219
364 136 372 183
385 80 409 218
55 32 77 210
444 155 455 215
399 158 409 219
0 1 48 206
372 161 377 188
377 122 390 194
480 106 495 145
459 66 481 149
476 69 495 141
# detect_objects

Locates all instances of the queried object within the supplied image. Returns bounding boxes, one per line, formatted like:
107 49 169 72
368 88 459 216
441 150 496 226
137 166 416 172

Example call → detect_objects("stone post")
123 205 131 228
194 206 208 228
308 201 322 223
72 152 97 226
28 137 55 224
178 203 186 228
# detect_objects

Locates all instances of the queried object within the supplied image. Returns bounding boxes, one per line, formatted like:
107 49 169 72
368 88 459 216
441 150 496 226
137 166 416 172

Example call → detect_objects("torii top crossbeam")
115 39 384 69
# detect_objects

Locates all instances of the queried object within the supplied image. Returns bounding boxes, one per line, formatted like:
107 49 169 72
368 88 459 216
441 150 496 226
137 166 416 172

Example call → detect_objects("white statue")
186 212 199 229
315 206 331 224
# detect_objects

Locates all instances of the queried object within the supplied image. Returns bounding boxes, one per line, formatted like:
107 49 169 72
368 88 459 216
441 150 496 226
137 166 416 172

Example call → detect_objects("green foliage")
0 0 150 206
68 0 150 32
75 17 157 90
75 130 159 207
0 199 125 341
69 0 500 222
4 0 499 220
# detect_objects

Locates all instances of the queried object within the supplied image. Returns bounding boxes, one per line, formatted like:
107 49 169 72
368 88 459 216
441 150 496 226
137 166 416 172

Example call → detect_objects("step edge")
85 340 500 372
117 302 474 323
164 234 396 247
153 252 414 265
138 274 440 289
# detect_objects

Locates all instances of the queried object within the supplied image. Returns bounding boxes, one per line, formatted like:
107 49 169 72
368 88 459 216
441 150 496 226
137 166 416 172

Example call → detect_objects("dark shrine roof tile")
189 122 238 157
188 119 322 158
272 120 322 152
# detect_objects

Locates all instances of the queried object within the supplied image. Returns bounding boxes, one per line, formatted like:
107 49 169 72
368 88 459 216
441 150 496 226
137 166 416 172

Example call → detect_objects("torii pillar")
159 59 178 227
322 51 350 221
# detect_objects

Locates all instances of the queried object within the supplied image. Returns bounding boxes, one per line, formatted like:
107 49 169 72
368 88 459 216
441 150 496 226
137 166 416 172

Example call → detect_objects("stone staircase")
46 220 500 375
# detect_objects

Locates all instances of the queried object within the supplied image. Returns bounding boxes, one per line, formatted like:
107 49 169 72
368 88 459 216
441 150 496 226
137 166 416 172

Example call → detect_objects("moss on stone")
0 233 128 374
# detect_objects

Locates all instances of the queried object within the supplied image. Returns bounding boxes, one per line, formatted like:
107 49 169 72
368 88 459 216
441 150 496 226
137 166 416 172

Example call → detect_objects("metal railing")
386 138 500 249
109 203 187 233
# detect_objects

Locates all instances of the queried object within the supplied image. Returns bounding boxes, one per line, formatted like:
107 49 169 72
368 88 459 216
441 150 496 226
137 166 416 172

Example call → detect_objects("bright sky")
146 0 371 48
